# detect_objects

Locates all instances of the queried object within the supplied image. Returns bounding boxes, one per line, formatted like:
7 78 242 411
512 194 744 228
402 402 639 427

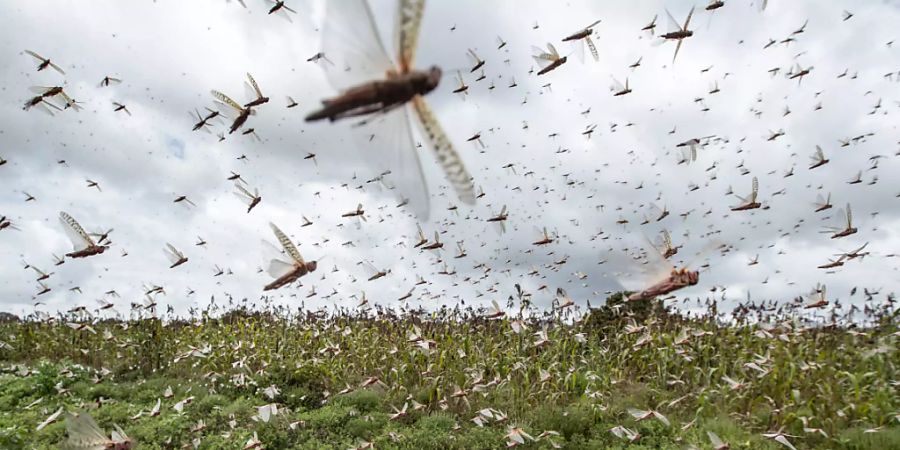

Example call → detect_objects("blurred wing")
547 42 559 60
363 260 380 276
607 242 673 292
270 222 304 264
412 97 475 205
396 0 426 71
62 412 110 450
571 39 586 64
532 47 554 68
233 191 253 206
494 220 507 235
211 90 243 114
25 49 44 61
665 9 680 32
651 230 671 254
673 40 683 62
547 43 559 58
773 435 798 450
320 0 395 91
356 106 430 217
466 49 480 67
164 244 180 264
583 19 602 29
683 6 695 30
37 407 64 431
680 239 723 270
29 86 52 95
455 71 465 86
110 426 128 442
48 61 66 75
244 80 259 103
246 73 263 97
234 183 253 199
627 408 649 420
416 223 426 240
262 240 296 279
610 77 625 92
846 204 852 226
678 147 694 163
824 208 844 231
60 212 95 250
751 177 759 202
708 431 726 447
586 37 599 61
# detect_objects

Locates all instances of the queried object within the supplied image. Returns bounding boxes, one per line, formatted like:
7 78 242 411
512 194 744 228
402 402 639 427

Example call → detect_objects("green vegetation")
0 296 897 449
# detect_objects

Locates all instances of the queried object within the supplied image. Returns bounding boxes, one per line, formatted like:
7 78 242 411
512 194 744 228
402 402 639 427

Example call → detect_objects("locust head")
681 269 699 286
411 66 442 95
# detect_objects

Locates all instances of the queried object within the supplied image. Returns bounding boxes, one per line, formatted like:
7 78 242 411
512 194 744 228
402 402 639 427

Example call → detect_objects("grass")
0 293 897 449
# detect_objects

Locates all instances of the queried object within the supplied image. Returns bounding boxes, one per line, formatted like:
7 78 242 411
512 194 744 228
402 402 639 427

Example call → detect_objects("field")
1 295 898 449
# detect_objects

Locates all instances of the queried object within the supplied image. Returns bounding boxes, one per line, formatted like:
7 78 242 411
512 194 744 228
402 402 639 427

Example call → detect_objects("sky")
0 0 898 319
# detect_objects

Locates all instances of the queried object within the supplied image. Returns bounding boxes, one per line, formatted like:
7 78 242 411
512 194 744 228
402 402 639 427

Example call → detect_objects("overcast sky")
1 0 898 319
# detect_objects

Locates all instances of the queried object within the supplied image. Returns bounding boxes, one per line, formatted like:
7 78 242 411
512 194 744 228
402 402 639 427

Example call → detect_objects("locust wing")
821 207 846 233
532 44 557 69
750 177 759 203
653 230 674 255
61 411 112 450
319 0 395 91
396 0 426 71
362 260 383 279
412 97 475 205
607 241 674 293
665 8 681 33
682 6 695 31
211 90 244 117
262 239 296 279
245 72 264 99
25 49 46 62
233 183 257 205
164 243 184 265
270 222 304 264
810 145 825 164
59 212 96 251
814 192 829 209
26 50 66 75
357 105 431 218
